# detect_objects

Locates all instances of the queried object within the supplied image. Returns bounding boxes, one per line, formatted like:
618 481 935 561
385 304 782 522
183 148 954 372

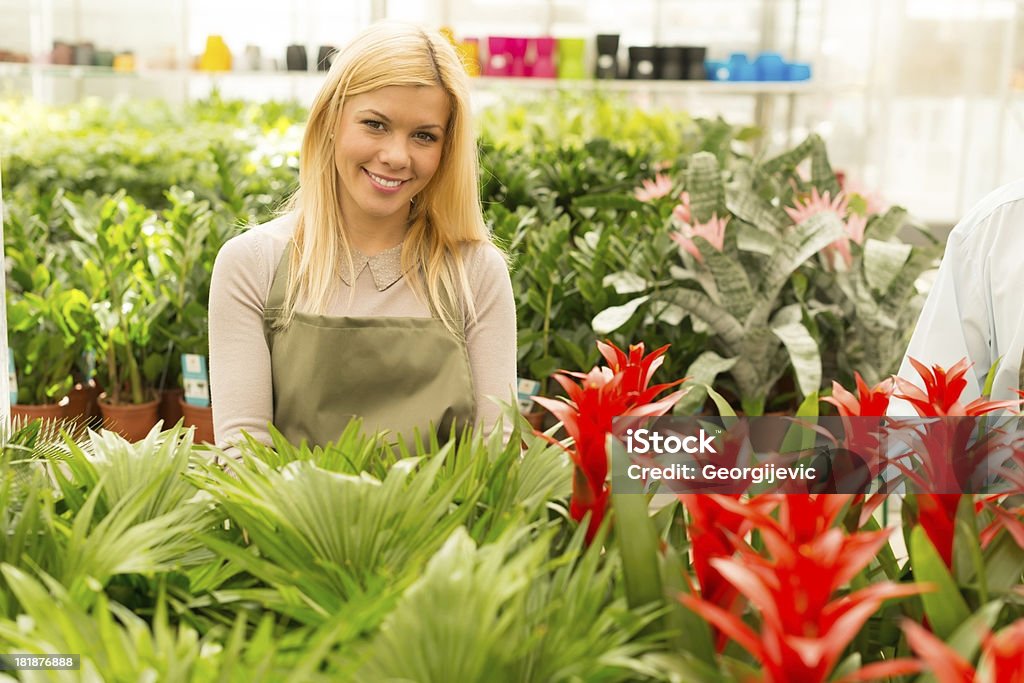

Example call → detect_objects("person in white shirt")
893 178 1024 413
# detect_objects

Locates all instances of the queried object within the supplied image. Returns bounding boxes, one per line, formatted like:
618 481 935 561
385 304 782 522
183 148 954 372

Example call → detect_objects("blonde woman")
209 22 517 450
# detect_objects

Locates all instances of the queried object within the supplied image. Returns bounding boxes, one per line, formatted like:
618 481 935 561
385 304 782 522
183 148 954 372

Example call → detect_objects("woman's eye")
414 131 437 142
362 120 384 130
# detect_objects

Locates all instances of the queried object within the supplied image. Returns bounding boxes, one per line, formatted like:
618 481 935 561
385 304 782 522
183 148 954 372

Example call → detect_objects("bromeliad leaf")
771 322 822 399
863 238 913 294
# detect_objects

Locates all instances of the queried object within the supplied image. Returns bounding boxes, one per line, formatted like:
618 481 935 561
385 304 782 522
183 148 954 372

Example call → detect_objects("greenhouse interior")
1 0 1024 680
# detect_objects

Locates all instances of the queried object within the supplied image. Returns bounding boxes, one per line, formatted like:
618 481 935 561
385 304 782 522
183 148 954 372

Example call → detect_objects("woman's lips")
364 168 407 193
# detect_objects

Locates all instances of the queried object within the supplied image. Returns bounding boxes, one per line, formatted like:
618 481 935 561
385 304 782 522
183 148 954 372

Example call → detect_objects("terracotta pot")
160 388 185 427
10 402 65 428
179 399 215 444
98 396 160 442
62 379 101 423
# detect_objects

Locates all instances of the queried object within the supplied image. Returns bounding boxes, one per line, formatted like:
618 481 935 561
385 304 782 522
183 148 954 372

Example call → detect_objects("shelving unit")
3 0 1024 227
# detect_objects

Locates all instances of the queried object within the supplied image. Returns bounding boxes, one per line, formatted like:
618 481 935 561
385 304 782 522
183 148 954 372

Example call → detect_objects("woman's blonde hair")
281 21 488 335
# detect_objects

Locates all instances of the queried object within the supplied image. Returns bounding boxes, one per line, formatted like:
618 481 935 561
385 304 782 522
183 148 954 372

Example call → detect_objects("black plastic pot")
684 46 708 80
286 44 308 71
317 45 337 71
595 34 620 79
628 46 657 79
657 46 685 79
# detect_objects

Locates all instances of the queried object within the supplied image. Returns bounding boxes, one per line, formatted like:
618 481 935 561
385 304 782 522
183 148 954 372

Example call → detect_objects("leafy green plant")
589 135 937 414
63 192 167 405
6 281 91 407
145 188 231 394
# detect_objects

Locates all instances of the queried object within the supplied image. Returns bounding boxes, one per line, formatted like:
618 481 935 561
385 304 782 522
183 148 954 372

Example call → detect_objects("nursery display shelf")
0 63 864 97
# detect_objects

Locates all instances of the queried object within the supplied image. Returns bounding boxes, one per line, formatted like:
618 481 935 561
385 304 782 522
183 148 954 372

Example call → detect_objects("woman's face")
334 85 450 233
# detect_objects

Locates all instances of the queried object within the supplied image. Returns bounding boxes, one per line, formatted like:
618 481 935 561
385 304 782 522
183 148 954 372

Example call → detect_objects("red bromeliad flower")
679 492 779 652
977 494 1024 550
678 494 925 683
823 373 894 522
892 358 1023 568
903 617 1024 683
893 358 1021 418
825 372 893 419
533 341 686 543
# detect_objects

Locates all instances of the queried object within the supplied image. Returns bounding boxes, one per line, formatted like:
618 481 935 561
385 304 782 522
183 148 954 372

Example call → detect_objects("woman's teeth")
368 171 402 188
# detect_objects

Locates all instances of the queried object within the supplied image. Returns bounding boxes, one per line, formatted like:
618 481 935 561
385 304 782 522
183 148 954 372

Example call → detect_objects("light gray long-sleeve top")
208 213 518 449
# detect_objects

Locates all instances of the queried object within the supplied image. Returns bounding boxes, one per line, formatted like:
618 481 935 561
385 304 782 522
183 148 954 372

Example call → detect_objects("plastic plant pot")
628 46 657 79
754 51 786 81
684 46 707 79
486 36 510 76
556 38 586 79
532 36 556 78
595 34 620 79
506 37 528 76
657 46 685 80
786 62 812 81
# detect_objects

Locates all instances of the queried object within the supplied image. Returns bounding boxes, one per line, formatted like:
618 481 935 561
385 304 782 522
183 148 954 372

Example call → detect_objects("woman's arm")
464 242 518 437
209 233 276 451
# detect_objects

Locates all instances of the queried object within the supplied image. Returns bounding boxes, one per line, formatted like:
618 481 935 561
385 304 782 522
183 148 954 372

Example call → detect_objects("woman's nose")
378 137 410 169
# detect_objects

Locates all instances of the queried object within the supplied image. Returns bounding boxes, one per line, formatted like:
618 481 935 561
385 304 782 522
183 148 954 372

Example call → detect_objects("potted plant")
147 188 222 443
4 196 93 424
7 286 92 422
64 191 167 440
591 135 934 415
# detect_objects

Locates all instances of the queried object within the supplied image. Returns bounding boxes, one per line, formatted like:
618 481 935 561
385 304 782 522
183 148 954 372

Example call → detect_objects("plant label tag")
8 356 17 406
516 377 541 414
181 354 210 407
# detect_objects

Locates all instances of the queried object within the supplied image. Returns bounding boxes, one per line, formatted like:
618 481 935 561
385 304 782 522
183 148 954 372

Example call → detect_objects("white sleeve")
208 234 276 451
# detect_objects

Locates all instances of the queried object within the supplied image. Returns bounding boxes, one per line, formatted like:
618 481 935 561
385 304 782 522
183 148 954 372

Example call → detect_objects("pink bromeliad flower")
672 191 692 225
785 187 866 270
671 215 729 264
634 173 674 202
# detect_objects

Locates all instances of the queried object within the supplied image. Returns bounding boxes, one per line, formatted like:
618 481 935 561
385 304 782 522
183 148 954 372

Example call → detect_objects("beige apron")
262 244 476 449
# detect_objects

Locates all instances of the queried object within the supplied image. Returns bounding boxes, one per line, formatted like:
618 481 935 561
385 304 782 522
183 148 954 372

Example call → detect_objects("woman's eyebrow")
356 109 443 130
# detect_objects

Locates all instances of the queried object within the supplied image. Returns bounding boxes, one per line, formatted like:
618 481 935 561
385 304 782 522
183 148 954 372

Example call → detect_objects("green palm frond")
192 447 475 624
47 425 200 522
0 565 324 683
356 525 662 683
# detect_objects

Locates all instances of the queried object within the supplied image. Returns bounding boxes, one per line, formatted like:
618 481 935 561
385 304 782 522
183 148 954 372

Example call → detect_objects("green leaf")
909 525 971 640
592 295 650 335
675 352 738 415
698 240 755 320
867 206 908 241
603 271 649 295
687 152 725 223
771 322 822 398
610 437 664 618
863 239 913 294
726 187 789 235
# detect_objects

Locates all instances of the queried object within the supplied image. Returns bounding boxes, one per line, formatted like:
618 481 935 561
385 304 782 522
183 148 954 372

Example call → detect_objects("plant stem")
106 341 119 405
